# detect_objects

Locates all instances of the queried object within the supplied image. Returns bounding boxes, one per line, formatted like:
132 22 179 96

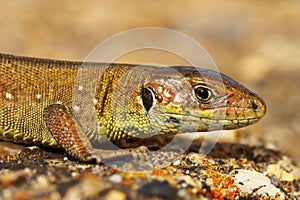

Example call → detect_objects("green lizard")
0 53 266 163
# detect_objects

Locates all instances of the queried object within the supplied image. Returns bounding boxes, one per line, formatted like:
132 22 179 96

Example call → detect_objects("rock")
233 169 283 198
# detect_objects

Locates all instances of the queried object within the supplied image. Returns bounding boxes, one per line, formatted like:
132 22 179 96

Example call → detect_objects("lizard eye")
194 86 214 103
142 87 154 112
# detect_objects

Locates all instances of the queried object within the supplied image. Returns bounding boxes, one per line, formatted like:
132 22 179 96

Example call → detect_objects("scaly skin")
0 53 266 162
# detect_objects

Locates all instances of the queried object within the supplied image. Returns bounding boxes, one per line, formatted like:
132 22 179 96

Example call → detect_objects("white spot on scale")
78 85 84 91
56 101 63 104
5 93 12 100
93 98 98 105
73 105 80 112
36 94 42 99
173 94 183 103
163 89 172 98
157 86 163 93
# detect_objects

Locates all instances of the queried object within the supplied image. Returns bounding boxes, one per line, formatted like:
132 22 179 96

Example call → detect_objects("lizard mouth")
163 105 265 120
161 105 265 132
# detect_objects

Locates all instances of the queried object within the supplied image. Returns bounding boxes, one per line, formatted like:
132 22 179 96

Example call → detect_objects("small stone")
187 153 204 165
0 142 25 159
36 175 49 188
281 171 295 182
104 190 126 200
267 163 295 182
173 160 181 166
267 164 281 178
109 174 122 183
138 180 177 199
176 175 196 188
177 189 188 197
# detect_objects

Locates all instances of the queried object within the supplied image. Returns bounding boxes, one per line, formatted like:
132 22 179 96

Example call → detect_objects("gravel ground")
1 139 299 199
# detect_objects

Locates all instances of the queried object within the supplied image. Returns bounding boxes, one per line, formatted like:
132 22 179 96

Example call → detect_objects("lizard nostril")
252 101 258 110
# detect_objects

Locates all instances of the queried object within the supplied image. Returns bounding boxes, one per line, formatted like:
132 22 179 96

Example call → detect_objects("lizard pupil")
142 87 153 112
194 86 213 102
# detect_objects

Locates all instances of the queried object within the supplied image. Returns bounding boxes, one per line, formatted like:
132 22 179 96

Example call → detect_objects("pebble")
0 142 25 159
176 175 197 188
109 174 122 183
234 169 282 198
104 190 126 200
177 189 188 198
138 180 177 199
267 163 295 182
172 159 181 166
36 175 49 188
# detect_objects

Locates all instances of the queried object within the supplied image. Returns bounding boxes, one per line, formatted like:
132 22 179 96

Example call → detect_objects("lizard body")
0 53 266 162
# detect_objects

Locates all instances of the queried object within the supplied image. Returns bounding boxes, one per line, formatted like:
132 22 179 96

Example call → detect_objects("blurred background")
0 1 299 164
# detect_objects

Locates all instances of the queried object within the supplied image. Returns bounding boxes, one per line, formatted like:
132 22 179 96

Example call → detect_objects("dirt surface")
1 140 299 199
0 1 299 199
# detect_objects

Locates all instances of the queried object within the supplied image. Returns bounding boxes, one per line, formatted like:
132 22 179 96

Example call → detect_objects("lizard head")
138 66 266 134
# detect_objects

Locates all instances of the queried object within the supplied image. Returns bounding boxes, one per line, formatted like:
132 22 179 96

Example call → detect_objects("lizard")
0 53 266 163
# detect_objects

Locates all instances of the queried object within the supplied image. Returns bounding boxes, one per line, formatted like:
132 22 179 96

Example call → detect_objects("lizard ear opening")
142 87 154 112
